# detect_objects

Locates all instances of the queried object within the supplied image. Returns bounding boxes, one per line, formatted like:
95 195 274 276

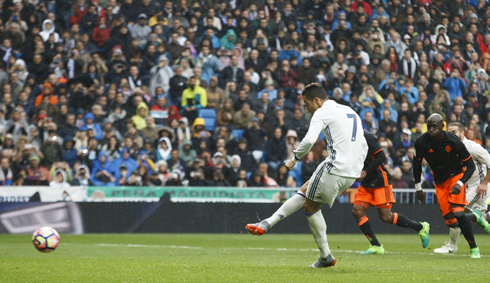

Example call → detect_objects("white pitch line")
88 243 474 257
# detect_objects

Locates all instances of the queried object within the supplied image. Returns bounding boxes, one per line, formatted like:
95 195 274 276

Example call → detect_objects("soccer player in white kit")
433 122 490 254
246 83 368 267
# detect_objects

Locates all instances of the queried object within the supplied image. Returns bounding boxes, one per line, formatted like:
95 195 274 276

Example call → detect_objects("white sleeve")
293 113 324 160
471 143 490 168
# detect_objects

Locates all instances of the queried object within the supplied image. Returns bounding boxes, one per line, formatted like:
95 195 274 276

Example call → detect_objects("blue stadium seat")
231 129 244 139
203 118 216 131
199 109 216 131
198 108 216 119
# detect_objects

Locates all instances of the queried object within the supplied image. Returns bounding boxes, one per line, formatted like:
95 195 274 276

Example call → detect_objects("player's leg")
245 180 310 235
352 186 384 254
377 206 429 248
432 180 461 254
446 177 480 258
451 205 480 258
304 197 336 268
465 187 490 233
352 202 384 254
307 170 356 267
436 183 484 254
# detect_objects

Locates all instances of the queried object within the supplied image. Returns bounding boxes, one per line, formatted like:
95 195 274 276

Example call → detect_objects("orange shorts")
435 172 468 216
354 185 395 208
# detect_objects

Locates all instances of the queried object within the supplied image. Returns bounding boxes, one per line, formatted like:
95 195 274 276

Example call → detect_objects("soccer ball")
32 227 60 253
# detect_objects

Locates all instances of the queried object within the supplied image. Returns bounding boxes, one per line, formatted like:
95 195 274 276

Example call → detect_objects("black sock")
393 213 423 232
455 215 477 249
357 216 381 246
466 213 477 222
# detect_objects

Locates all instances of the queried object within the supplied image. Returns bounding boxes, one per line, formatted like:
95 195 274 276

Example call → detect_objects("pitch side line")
85 243 473 257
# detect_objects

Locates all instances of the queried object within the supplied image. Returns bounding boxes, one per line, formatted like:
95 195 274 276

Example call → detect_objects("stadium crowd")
0 0 489 190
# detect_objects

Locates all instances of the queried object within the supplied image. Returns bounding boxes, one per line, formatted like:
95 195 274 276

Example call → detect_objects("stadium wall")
1 202 487 234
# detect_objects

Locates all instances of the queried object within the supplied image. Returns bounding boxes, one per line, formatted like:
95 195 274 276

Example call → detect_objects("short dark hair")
448 121 464 132
303 83 327 101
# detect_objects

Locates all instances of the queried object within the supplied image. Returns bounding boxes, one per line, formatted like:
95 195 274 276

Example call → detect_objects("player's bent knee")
303 199 322 214
379 213 393 223
454 211 465 218
445 218 458 227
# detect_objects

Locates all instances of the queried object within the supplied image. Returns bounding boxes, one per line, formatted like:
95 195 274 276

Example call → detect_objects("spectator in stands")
206 76 225 109
149 55 174 96
264 127 287 172
0 157 13 186
233 103 256 129
1 0 490 190
181 76 207 122
216 99 234 127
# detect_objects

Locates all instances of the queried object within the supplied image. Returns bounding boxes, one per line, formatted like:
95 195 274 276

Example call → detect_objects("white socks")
307 210 331 258
449 227 461 247
264 193 305 228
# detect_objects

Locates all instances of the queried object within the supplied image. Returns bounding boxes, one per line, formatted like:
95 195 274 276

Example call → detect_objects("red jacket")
351 1 372 16
92 17 111 47
69 4 87 25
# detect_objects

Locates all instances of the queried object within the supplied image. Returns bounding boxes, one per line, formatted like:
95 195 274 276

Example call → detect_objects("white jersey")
463 138 490 189
293 100 368 178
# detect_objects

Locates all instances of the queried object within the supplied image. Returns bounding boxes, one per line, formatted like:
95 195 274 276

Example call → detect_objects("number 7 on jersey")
346 114 357 142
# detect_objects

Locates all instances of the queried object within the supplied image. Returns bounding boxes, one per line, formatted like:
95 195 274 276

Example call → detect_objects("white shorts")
306 160 357 208
466 184 490 211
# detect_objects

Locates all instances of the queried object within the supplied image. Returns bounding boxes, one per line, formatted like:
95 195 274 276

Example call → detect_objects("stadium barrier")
0 186 438 203
0 187 488 235
1 201 488 235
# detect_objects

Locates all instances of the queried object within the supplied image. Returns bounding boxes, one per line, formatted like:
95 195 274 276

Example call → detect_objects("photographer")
49 161 73 183
71 164 94 186
41 133 64 169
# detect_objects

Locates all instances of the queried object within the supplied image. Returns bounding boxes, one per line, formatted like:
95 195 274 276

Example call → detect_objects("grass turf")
1 233 490 282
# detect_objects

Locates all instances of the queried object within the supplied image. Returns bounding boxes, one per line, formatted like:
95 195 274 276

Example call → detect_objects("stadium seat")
202 118 216 131
198 109 217 131
231 129 244 139
198 109 216 119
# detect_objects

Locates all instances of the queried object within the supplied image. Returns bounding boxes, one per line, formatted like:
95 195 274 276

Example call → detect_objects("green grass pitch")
1 233 490 282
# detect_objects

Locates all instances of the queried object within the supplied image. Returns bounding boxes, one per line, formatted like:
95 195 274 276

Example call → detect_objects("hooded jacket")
220 29 237 50
285 130 300 160
179 140 197 163
49 169 71 188
39 19 60 42
191 118 206 138
71 165 94 186
91 151 115 185
34 83 59 107
132 102 149 130
62 137 78 168
157 137 172 161
92 16 111 47
111 148 138 180
81 112 103 140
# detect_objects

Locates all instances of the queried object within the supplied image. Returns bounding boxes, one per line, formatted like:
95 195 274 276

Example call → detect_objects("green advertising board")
87 187 292 202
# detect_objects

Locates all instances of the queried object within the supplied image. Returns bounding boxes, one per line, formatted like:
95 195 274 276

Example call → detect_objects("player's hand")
415 190 426 203
450 183 462 195
285 160 296 171
476 183 488 197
